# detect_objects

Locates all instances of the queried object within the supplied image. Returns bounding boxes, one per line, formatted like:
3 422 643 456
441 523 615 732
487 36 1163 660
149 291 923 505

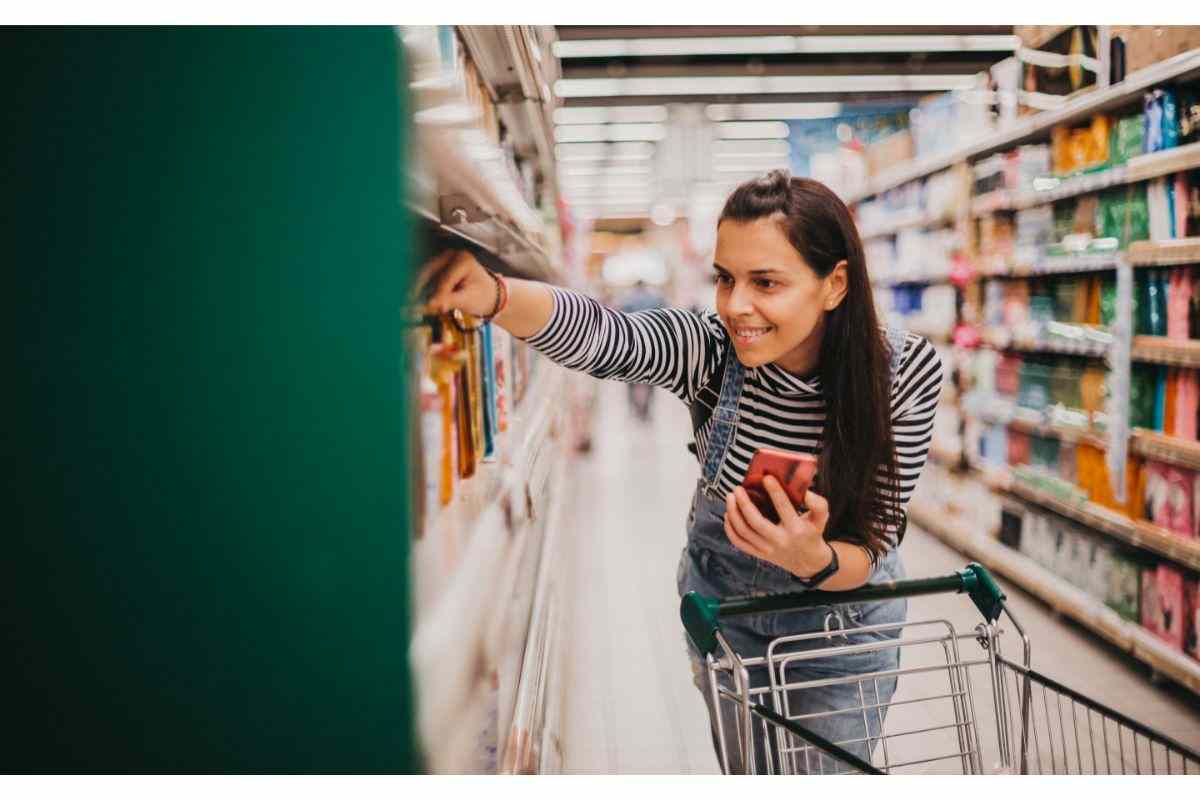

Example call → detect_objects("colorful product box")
1156 564 1186 652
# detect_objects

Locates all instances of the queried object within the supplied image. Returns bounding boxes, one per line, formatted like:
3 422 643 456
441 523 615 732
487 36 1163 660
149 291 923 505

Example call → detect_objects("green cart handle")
681 562 1006 657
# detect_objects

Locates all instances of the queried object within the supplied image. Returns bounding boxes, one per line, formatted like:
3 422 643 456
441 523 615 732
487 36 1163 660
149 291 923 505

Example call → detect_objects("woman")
426 171 944 773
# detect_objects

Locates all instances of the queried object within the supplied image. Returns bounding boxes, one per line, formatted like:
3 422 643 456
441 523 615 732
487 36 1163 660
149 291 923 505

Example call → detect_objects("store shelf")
873 271 955 288
1131 336 1200 368
973 412 1108 450
456 26 559 181
1130 428 1200 471
1125 140 1200 184
1128 237 1200 267
1003 478 1200 573
909 500 1200 695
1009 251 1122 277
845 48 1200 204
981 326 1112 358
859 209 948 240
970 143 1200 218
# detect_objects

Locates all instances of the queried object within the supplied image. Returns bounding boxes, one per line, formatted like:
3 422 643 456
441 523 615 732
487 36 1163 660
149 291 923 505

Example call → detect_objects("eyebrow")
712 261 786 276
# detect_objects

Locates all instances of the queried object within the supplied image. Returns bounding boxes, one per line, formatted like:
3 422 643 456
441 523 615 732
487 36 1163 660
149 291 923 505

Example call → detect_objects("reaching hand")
424 250 499 318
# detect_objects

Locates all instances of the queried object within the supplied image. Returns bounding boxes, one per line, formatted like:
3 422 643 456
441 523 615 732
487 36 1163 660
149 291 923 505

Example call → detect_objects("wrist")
790 540 835 580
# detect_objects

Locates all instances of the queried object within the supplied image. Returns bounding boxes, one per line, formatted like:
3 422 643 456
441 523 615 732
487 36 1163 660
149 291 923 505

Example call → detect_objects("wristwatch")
795 543 839 588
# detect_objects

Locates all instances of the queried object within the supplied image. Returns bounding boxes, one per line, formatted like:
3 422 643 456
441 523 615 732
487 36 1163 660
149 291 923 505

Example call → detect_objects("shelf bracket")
439 194 489 226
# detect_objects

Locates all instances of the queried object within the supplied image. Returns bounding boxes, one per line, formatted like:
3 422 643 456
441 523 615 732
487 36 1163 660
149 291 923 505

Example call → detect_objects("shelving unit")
1131 336 1200 368
846 48 1200 205
403 25 578 774
909 500 1200 694
877 48 1200 693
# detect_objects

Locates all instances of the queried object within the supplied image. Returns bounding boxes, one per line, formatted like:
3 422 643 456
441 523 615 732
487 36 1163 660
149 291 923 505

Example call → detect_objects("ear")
823 260 849 310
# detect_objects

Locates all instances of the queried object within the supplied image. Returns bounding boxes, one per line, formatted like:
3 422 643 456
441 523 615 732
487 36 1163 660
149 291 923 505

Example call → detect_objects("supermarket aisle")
560 379 1200 774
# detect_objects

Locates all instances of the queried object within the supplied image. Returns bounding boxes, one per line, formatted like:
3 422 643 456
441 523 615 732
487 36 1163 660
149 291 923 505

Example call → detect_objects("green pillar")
2 27 419 773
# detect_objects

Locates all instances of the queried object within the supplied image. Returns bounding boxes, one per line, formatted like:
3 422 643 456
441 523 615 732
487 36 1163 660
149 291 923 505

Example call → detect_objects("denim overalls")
676 327 909 774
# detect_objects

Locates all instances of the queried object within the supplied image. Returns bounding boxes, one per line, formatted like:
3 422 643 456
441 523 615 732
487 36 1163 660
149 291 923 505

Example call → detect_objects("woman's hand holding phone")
723 477 835 580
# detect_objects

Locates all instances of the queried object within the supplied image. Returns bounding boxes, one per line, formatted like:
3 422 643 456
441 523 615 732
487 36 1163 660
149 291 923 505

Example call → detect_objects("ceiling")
553 25 1016 107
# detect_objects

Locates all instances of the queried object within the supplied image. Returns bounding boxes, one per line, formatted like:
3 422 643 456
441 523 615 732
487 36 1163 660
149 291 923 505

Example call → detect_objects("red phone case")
741 448 818 522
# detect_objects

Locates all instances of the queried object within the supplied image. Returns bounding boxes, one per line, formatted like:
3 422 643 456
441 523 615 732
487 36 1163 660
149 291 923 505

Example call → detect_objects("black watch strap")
796 543 839 588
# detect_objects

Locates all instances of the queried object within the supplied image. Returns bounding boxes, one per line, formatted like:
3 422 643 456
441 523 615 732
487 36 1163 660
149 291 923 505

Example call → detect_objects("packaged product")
1007 429 1032 466
480 323 497 460
1110 113 1145 164
1142 565 1161 635
1105 550 1141 622
1140 460 1171 526
1156 564 1186 651
1085 537 1113 603
1162 466 1196 539
1185 576 1200 661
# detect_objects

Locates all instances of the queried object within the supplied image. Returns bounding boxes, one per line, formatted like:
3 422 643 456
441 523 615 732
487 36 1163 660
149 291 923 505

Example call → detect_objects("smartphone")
741 448 818 523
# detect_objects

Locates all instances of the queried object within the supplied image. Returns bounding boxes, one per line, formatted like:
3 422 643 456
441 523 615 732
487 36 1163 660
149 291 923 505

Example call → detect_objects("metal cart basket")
680 562 1200 775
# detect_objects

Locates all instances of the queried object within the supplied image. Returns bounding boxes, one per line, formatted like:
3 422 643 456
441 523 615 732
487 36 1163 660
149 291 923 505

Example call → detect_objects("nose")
727 282 754 316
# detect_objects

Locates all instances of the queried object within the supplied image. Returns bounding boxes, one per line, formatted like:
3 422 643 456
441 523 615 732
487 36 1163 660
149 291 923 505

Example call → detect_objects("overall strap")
700 346 745 491
885 325 907 381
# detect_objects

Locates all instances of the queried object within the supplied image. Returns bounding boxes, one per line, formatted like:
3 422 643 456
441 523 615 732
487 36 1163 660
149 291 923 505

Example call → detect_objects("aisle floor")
559 380 1200 774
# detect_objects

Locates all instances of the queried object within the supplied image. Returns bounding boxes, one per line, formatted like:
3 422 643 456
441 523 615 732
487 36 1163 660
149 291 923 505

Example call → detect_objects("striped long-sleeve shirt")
524 288 944 536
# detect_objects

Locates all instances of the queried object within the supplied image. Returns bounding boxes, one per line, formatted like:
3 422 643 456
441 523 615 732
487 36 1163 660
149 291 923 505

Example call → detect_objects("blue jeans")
677 482 907 774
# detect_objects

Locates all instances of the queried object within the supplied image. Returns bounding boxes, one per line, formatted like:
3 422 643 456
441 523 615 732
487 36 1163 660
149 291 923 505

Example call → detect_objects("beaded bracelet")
482 269 509 322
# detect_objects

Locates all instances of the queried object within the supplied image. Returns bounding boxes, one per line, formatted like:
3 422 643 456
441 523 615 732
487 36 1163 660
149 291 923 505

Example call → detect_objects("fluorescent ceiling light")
560 177 654 190
706 102 842 121
716 121 790 140
712 139 790 157
554 123 668 143
559 164 653 177
555 74 979 98
714 162 789 173
552 35 1018 59
552 105 669 125
555 141 656 161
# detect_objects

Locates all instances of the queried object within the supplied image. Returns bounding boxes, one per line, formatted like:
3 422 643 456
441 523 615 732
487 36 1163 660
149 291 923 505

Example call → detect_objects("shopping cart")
681 562 1200 775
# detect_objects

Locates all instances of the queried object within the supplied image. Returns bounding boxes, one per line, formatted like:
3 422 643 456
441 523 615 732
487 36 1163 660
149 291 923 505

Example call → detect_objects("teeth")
734 326 772 341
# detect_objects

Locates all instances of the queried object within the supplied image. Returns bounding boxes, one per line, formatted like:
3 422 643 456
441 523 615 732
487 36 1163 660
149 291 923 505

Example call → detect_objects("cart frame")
681 563 1200 775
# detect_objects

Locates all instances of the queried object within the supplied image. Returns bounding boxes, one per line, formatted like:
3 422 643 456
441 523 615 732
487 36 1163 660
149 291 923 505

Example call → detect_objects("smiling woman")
424 169 943 773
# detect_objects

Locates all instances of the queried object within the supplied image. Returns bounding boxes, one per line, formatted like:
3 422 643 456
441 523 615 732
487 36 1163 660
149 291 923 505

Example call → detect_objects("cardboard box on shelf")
1110 26 1200 76
865 130 915 179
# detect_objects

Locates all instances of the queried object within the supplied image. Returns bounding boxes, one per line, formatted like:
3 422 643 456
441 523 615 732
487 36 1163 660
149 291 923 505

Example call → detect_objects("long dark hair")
719 170 902 563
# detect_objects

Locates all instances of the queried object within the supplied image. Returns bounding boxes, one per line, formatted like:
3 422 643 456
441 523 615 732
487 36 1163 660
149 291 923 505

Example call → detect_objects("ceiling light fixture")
554 142 657 161
715 121 791 140
552 105 670 125
554 123 669 143
554 74 979 99
552 35 1019 59
706 102 842 121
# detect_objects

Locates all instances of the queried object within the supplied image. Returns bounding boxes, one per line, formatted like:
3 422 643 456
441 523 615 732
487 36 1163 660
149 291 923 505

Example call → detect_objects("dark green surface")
3 27 419 772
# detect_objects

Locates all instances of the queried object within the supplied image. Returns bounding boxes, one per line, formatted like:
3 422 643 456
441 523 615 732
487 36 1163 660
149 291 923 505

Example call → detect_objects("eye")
753 278 778 290
713 273 733 286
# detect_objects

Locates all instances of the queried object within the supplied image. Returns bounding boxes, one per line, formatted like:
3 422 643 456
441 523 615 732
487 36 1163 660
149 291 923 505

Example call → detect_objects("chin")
730 343 774 368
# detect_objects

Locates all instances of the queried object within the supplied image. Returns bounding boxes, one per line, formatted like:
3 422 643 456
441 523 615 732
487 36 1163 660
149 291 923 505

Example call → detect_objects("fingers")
726 489 775 551
427 251 481 313
762 475 801 525
731 486 778 542
724 509 768 560
803 489 829 530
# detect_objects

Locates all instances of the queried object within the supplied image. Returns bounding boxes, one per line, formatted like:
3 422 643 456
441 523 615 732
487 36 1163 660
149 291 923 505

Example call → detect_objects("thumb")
803 489 829 529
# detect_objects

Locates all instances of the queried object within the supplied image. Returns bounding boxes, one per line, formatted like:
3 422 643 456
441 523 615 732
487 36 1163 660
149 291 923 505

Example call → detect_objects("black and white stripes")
525 287 943 532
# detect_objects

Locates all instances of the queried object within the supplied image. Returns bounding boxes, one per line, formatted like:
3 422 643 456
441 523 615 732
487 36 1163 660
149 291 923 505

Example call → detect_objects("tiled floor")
559 380 1200 774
